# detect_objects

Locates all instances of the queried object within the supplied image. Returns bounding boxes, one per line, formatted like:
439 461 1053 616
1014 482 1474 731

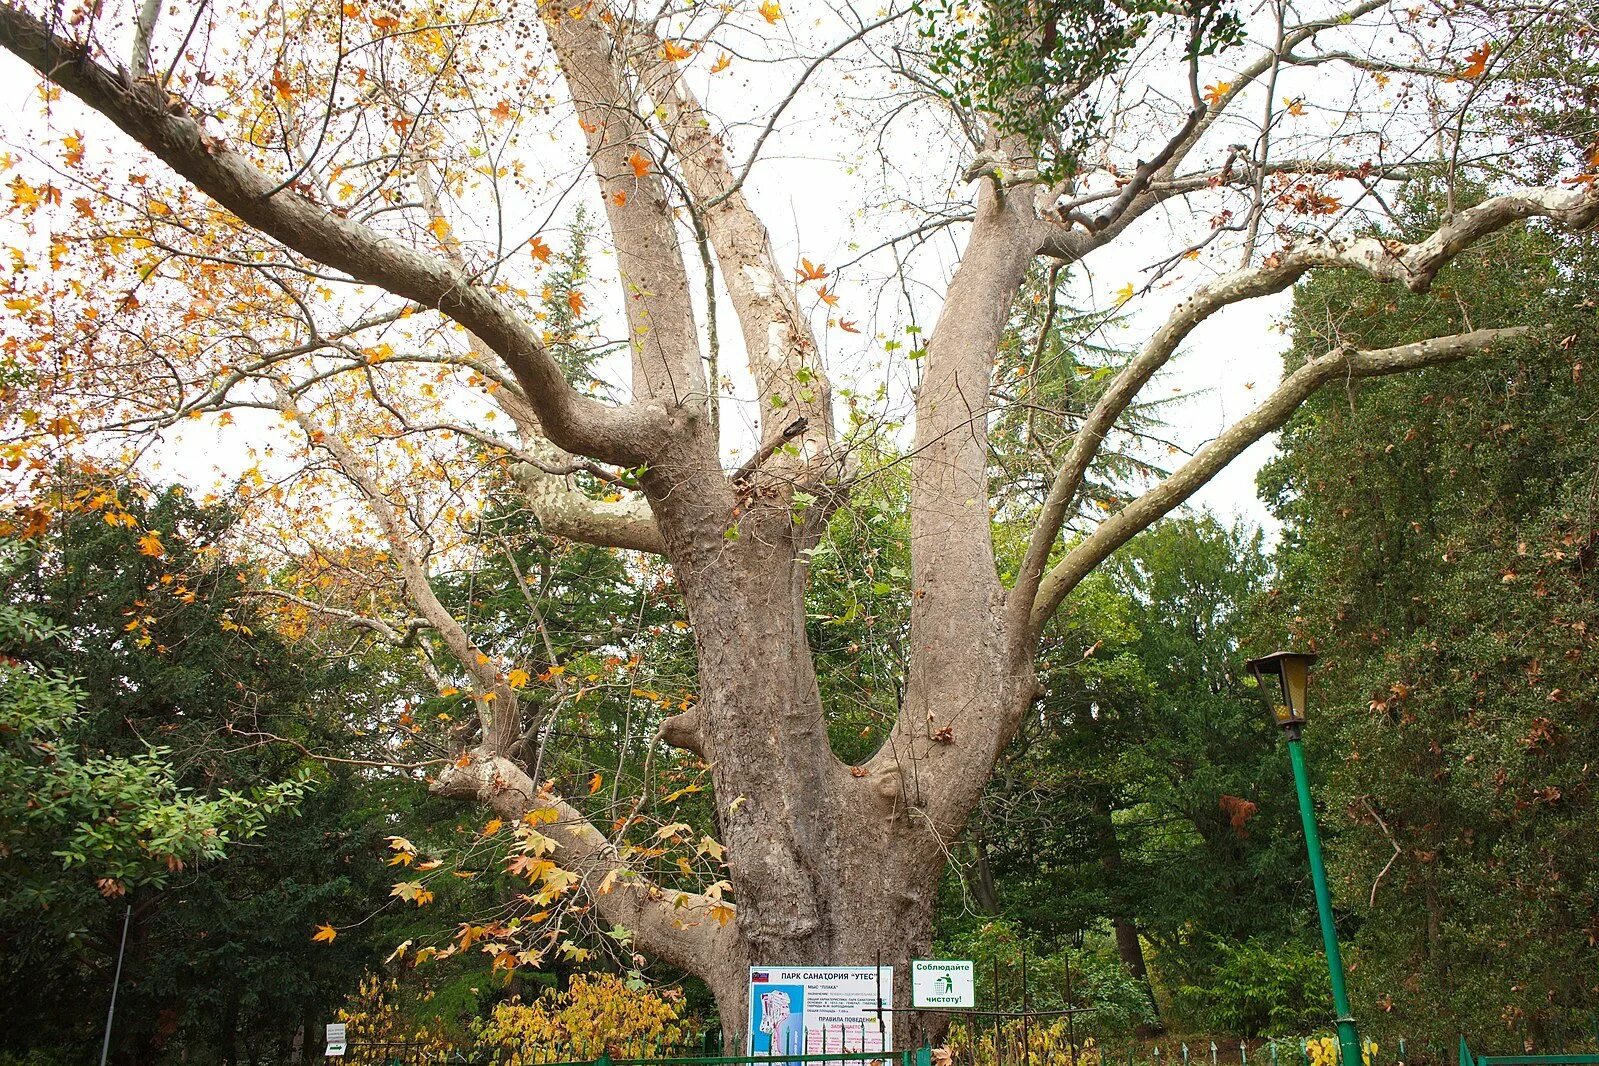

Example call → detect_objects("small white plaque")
911 959 976 1009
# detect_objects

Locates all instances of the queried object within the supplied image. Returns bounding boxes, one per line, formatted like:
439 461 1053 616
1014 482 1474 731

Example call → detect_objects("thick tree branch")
432 754 736 978
1010 186 1599 638
635 36 835 469
0 3 654 466
1029 326 1534 628
542 13 709 411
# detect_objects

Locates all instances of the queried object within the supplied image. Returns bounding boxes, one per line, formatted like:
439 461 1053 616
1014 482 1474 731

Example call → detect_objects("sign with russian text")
748 965 892 1061
911 959 975 1009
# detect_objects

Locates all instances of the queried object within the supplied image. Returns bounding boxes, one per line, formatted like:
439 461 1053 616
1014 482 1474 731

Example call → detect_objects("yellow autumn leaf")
1114 282 1135 307
508 667 531 689
482 818 503 836
137 531 164 558
711 53 732 73
312 924 338 943
661 39 693 62
758 0 782 22
428 215 452 241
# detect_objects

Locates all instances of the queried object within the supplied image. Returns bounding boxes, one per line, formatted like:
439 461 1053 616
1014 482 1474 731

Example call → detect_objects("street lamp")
1245 651 1362 1066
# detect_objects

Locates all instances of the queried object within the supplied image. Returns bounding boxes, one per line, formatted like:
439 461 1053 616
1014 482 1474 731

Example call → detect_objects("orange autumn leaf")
428 215 452 241
711 53 732 74
758 0 782 22
1203 81 1231 106
817 285 839 307
529 236 552 262
628 150 651 178
312 924 338 943
661 40 694 62
137 531 164 558
611 190 627 207
796 257 827 282
1457 42 1491 80
578 117 599 134
568 289 586 315
589 771 603 794
490 99 513 123
482 818 503 836
341 2 359 15
839 319 860 334
370 14 399 30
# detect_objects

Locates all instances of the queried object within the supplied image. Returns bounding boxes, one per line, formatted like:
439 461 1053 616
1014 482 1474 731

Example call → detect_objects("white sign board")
748 966 893 1059
911 959 976 1009
324 1022 347 1058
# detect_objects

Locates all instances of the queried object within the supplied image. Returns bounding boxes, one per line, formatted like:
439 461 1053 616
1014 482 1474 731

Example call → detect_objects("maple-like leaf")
711 53 732 74
588 771 603 794
628 150 651 178
137 531 164 558
1457 42 1491 80
391 881 435 906
507 667 531 689
482 817 503 837
796 258 827 282
611 190 628 207
1203 81 1231 106
661 40 694 62
428 216 452 241
839 319 860 334
385 939 412 963
568 290 586 316
817 285 839 307
312 924 338 943
529 236 552 263
758 0 782 22
1114 282 1136 307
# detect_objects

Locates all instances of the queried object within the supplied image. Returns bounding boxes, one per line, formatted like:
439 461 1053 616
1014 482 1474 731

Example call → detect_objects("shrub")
1170 939 1331 1036
472 973 695 1064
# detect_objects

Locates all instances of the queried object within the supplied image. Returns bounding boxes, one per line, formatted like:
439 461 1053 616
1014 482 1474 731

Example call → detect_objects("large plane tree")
1 0 1594 1041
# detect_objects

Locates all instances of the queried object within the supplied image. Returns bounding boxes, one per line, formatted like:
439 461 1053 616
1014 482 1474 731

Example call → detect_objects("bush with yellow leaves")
947 1020 1103 1066
472 973 696 1064
336 972 455 1064
1303 1037 1379 1066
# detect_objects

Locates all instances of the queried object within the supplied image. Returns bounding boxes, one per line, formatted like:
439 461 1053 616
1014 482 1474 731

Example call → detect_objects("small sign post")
324 1022 347 1058
911 959 976 1010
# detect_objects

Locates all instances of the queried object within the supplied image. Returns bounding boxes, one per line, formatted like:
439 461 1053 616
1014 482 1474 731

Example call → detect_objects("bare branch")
1030 326 1534 629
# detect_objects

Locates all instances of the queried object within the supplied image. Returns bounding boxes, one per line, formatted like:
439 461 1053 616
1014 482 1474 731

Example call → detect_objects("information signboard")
747 965 893 1061
324 1022 347 1058
910 959 976 1009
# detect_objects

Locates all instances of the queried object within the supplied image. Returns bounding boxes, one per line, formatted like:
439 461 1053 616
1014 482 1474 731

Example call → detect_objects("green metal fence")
1458 1038 1599 1066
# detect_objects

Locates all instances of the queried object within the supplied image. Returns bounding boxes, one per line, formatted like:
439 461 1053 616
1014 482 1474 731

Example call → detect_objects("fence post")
1182 1044 1189 1066
1240 1043 1247 1066
1211 1042 1218 1066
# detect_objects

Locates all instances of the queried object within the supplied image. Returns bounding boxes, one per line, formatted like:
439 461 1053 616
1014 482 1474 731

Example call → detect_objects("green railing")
1459 1038 1599 1066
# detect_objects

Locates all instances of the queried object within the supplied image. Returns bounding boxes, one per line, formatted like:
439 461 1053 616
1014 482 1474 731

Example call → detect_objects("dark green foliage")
1170 938 1331 1037
0 480 397 1063
946 514 1317 1029
1260 195 1599 1050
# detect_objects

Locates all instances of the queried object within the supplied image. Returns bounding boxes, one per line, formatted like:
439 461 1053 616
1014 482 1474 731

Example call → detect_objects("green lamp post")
1246 650 1362 1066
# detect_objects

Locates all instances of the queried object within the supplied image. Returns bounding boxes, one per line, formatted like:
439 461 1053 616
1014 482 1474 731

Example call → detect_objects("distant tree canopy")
1261 194 1599 1047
